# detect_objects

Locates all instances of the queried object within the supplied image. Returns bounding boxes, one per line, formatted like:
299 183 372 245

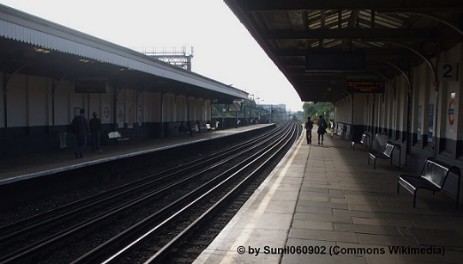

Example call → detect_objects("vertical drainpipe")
2 73 7 157
87 93 90 120
210 102 213 124
187 95 190 122
351 93 354 141
433 81 439 157
235 106 238 128
371 94 375 148
113 86 118 131
52 81 56 127
136 89 141 130
160 89 164 138
406 75 413 156
52 74 68 129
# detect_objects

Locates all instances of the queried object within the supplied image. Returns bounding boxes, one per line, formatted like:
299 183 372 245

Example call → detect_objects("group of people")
71 110 328 158
70 109 102 158
304 115 328 145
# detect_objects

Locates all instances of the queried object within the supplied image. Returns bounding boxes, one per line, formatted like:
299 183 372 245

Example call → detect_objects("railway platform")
194 130 463 264
0 124 273 185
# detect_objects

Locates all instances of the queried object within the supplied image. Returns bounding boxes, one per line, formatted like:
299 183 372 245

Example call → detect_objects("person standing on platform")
178 121 187 136
304 116 313 144
90 112 102 152
317 115 328 145
71 108 90 159
186 121 194 137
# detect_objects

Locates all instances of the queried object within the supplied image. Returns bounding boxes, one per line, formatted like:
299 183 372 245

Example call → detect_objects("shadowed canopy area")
224 0 463 103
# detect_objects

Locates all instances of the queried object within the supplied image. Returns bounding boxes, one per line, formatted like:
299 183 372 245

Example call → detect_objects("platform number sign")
438 62 459 81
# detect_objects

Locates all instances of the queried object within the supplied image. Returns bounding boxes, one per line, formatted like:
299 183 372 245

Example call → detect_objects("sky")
0 0 304 112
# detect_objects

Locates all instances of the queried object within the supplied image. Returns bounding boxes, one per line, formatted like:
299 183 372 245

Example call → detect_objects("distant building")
137 46 194 71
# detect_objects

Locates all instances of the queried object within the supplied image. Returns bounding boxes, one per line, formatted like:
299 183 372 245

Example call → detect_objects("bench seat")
369 152 390 160
398 174 441 194
107 131 129 144
397 158 461 209
368 142 400 169
352 133 369 151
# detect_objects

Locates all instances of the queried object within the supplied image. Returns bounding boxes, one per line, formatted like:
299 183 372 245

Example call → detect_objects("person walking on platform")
90 112 102 152
317 115 328 145
305 116 313 144
71 108 90 159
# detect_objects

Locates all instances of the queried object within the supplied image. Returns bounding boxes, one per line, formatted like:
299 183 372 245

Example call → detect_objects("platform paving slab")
195 133 463 264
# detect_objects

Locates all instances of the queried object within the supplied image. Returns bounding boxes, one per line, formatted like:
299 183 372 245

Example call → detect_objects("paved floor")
195 131 463 264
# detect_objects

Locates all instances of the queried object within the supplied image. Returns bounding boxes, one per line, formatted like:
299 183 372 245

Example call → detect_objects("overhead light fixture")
34 47 50 54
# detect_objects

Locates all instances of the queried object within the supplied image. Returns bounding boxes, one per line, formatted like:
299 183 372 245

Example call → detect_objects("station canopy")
224 0 463 103
0 4 247 103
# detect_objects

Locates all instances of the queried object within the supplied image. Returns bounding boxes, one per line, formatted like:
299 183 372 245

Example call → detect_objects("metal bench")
205 123 216 131
397 158 461 209
360 133 370 149
368 142 401 169
352 133 370 150
107 131 129 143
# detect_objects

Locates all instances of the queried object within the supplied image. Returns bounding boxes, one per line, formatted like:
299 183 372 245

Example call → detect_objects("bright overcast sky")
0 0 304 112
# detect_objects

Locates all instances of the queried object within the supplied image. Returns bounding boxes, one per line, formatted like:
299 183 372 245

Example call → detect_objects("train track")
0 121 301 263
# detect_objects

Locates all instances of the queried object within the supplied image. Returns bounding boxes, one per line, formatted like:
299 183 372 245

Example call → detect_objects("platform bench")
368 142 401 169
360 133 370 149
108 131 130 143
352 133 370 151
205 123 216 131
397 158 461 209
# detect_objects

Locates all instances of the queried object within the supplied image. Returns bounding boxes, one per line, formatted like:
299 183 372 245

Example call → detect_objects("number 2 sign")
438 62 459 81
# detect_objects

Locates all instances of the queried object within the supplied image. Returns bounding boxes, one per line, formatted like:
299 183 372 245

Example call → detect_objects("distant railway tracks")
0 122 301 264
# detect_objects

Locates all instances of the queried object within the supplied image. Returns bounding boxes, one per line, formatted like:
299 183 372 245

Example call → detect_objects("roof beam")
274 48 410 57
262 28 437 40
237 0 463 11
342 10 359 48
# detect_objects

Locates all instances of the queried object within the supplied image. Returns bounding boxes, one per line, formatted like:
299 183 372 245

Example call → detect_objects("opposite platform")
0 124 272 185
195 131 463 264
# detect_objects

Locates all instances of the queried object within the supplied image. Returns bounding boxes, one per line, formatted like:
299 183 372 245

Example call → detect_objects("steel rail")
0 125 285 263
79 122 298 264
0 133 273 263
145 123 299 263
0 126 276 242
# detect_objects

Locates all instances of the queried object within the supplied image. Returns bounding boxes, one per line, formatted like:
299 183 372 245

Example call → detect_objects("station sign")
347 80 385 93
438 62 459 81
75 80 107 93
211 98 234 104
305 51 365 72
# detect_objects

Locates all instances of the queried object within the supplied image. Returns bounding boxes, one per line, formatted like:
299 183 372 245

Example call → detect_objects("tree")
303 102 317 117
303 102 334 120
